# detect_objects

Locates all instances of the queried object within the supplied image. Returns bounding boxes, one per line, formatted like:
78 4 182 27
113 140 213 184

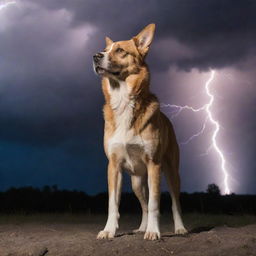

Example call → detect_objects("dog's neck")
108 78 133 115
103 66 150 105
101 66 153 131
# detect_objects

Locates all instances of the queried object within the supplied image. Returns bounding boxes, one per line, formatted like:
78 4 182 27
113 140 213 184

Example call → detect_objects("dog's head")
93 24 155 80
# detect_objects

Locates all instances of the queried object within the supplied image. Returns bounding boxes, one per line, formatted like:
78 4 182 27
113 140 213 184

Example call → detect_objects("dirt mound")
0 215 255 256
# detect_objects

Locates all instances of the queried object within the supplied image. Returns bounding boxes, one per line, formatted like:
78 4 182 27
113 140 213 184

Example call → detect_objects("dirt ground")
0 214 255 256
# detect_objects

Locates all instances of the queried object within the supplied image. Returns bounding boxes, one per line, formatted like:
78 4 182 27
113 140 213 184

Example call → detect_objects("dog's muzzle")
93 52 120 76
93 52 104 64
93 52 105 75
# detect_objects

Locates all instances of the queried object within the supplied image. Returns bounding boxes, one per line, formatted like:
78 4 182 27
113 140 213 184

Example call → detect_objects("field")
0 213 255 256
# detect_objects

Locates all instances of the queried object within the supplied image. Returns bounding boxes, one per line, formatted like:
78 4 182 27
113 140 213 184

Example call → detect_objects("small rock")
31 247 48 256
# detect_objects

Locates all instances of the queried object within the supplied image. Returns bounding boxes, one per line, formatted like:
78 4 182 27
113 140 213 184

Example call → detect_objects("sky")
0 0 256 194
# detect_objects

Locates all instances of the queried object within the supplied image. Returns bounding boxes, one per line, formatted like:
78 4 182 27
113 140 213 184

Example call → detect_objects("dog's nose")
93 52 104 62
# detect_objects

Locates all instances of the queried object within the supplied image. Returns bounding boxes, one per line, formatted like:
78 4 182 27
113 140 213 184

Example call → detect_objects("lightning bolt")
0 0 16 11
180 118 208 145
205 71 230 194
162 70 231 194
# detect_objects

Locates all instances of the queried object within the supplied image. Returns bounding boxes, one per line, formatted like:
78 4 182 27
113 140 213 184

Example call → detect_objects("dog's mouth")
95 66 120 76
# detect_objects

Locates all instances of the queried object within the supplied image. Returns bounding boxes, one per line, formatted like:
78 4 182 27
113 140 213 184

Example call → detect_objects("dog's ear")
105 36 113 47
133 23 155 57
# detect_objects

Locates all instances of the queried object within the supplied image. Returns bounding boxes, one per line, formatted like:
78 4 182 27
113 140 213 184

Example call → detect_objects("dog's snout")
93 52 104 62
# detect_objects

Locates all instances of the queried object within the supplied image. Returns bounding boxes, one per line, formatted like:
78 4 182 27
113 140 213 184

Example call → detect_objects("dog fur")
93 24 187 240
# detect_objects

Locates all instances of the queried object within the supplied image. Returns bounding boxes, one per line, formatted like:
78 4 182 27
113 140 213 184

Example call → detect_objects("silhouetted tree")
0 185 256 214
52 184 58 192
207 184 221 195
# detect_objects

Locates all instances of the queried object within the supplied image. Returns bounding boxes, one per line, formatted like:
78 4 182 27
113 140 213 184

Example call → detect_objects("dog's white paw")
144 231 161 240
97 230 115 239
175 227 188 235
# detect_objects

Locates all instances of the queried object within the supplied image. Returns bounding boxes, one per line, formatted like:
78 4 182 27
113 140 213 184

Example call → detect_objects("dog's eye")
116 48 124 53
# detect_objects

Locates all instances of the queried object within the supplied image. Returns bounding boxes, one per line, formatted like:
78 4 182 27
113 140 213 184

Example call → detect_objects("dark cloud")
28 0 256 70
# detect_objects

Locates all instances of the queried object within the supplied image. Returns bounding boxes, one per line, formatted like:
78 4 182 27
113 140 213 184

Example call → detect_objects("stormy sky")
0 0 256 194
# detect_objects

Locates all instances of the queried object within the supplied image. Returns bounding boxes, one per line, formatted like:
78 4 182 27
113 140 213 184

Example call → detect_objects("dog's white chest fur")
106 80 150 174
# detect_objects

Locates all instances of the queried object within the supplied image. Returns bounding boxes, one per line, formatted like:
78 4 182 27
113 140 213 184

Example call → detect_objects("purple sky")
0 0 256 194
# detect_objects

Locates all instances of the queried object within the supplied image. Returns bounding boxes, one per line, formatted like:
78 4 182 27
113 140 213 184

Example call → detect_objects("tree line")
0 184 255 214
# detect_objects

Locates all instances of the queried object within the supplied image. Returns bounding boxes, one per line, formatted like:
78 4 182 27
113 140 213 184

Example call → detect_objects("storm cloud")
0 0 255 194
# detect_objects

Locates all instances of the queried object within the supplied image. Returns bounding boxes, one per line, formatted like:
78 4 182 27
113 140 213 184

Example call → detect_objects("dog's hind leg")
163 155 187 235
131 174 148 233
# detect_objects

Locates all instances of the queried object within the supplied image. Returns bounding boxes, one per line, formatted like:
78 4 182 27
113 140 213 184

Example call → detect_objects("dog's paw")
175 227 188 235
144 231 161 240
97 230 115 239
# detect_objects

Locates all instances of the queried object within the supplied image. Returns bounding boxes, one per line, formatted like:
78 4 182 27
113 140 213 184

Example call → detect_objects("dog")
93 24 187 240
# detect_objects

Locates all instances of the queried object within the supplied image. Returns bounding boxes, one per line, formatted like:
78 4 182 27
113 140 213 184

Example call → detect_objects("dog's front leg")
144 161 161 240
97 155 122 239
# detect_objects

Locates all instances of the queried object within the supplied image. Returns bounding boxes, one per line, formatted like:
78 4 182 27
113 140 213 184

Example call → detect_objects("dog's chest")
106 81 151 173
108 81 140 147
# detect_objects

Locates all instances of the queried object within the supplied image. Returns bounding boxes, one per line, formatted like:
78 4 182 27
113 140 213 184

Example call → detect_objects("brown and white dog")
93 24 187 240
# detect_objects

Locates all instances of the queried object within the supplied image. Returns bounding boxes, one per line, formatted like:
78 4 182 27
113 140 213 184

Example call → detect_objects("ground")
0 214 255 256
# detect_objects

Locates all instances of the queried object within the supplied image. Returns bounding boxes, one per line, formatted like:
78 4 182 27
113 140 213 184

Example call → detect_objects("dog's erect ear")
133 23 155 57
105 36 113 47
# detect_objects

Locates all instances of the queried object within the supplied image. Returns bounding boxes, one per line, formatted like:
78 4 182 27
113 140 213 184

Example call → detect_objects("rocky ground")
0 214 255 256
